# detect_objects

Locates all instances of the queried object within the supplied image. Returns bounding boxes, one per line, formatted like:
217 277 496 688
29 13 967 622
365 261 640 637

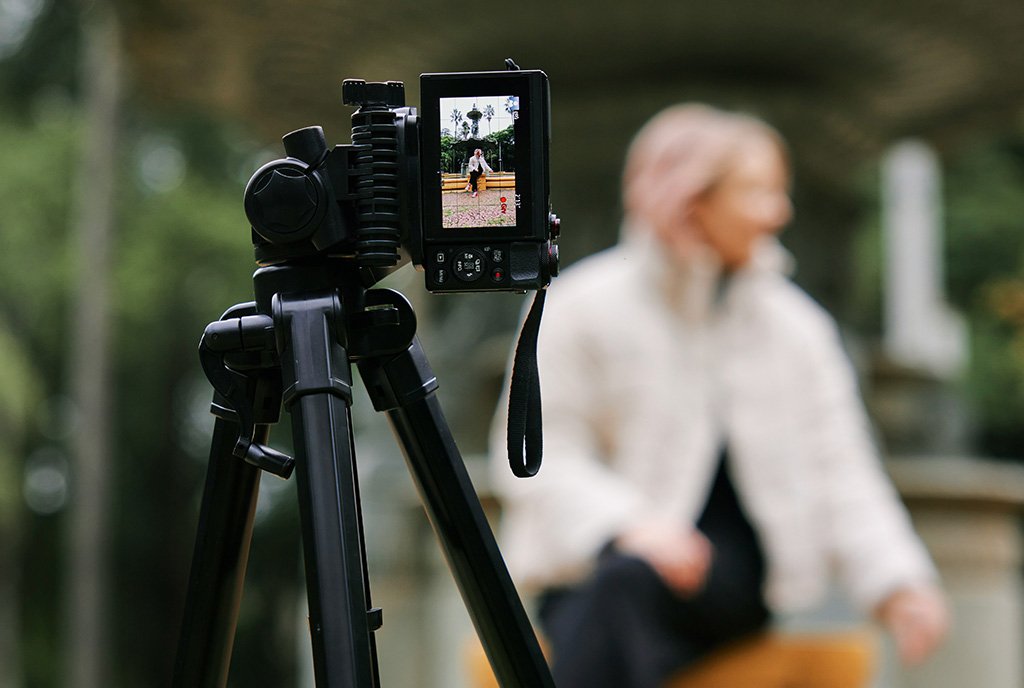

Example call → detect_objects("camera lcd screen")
420 69 548 248
437 95 519 229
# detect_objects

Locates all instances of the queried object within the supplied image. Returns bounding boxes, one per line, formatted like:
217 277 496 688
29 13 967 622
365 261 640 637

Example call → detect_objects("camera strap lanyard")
507 288 547 477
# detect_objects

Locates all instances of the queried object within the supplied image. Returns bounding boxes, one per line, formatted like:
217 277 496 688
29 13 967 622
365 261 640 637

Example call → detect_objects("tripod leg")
277 291 379 688
173 418 268 688
359 339 556 688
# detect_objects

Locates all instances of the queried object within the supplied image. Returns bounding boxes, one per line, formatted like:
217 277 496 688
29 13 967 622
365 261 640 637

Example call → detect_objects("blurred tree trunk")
65 1 121 687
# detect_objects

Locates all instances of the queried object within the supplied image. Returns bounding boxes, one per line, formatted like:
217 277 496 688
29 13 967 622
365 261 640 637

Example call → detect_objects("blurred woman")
491 104 948 688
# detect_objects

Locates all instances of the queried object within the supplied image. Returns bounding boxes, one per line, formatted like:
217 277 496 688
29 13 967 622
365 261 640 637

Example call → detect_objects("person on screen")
490 104 948 688
465 148 493 198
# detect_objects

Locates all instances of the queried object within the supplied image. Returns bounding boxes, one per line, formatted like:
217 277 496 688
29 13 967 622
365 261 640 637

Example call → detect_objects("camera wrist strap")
507 288 546 477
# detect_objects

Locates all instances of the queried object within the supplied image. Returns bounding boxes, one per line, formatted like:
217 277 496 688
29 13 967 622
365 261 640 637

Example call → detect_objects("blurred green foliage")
945 136 1024 457
0 94 308 683
851 134 1024 459
0 101 77 688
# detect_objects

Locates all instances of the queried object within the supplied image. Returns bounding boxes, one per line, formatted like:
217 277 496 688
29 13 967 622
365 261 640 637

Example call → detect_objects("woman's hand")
616 520 713 597
875 583 950 666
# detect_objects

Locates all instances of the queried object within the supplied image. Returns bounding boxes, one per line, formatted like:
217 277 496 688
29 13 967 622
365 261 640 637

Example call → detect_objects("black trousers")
539 456 769 688
469 169 482 191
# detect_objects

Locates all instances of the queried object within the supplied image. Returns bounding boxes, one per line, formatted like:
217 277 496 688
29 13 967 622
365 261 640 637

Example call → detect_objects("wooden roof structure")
114 0 1024 308
116 1 1024 155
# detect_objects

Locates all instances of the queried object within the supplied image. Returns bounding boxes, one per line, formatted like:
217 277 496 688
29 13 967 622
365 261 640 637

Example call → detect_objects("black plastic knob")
244 160 325 244
547 243 560 278
282 126 329 166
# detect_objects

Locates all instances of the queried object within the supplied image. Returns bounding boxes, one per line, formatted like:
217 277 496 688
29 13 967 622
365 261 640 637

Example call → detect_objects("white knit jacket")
490 230 937 614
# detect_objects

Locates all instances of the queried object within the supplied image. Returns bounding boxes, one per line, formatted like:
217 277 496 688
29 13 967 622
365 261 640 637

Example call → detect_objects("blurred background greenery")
2 0 1024 687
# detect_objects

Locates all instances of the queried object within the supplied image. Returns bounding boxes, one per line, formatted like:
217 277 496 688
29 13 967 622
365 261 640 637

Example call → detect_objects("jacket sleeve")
804 316 939 611
489 289 649 587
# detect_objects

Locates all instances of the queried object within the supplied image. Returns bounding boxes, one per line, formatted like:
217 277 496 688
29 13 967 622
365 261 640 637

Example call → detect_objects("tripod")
171 258 556 688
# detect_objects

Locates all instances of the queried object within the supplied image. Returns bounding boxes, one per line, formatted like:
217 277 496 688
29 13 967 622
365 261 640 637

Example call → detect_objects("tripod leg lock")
200 311 295 479
236 439 295 478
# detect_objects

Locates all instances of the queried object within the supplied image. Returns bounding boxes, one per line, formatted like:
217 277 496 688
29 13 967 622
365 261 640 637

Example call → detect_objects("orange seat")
669 630 877 688
465 630 876 688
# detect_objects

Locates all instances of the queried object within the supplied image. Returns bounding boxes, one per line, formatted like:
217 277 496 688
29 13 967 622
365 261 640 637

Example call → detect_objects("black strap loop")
507 289 546 477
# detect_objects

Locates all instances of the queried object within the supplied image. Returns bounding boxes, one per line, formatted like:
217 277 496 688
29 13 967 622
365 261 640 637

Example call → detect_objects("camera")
418 70 558 292
242 66 559 293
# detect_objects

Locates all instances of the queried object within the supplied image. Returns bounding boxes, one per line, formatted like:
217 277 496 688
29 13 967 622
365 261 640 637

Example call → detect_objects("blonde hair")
622 104 787 231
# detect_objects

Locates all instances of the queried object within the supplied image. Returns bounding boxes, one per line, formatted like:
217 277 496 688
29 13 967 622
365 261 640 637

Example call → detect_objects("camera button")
491 268 505 282
435 251 446 264
453 249 485 282
491 249 505 263
434 268 448 285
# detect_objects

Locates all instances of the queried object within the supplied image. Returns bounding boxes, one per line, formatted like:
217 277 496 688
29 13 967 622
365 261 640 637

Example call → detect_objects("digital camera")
243 66 559 293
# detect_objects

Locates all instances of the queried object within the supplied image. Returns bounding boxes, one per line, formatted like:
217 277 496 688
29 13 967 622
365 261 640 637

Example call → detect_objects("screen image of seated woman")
439 95 517 229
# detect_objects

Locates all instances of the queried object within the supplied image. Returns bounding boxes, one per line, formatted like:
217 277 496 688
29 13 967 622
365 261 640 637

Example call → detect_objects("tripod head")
208 63 554 491
242 65 559 293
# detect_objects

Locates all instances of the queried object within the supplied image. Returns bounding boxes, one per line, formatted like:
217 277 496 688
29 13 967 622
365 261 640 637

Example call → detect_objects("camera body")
418 70 558 292
242 67 558 293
